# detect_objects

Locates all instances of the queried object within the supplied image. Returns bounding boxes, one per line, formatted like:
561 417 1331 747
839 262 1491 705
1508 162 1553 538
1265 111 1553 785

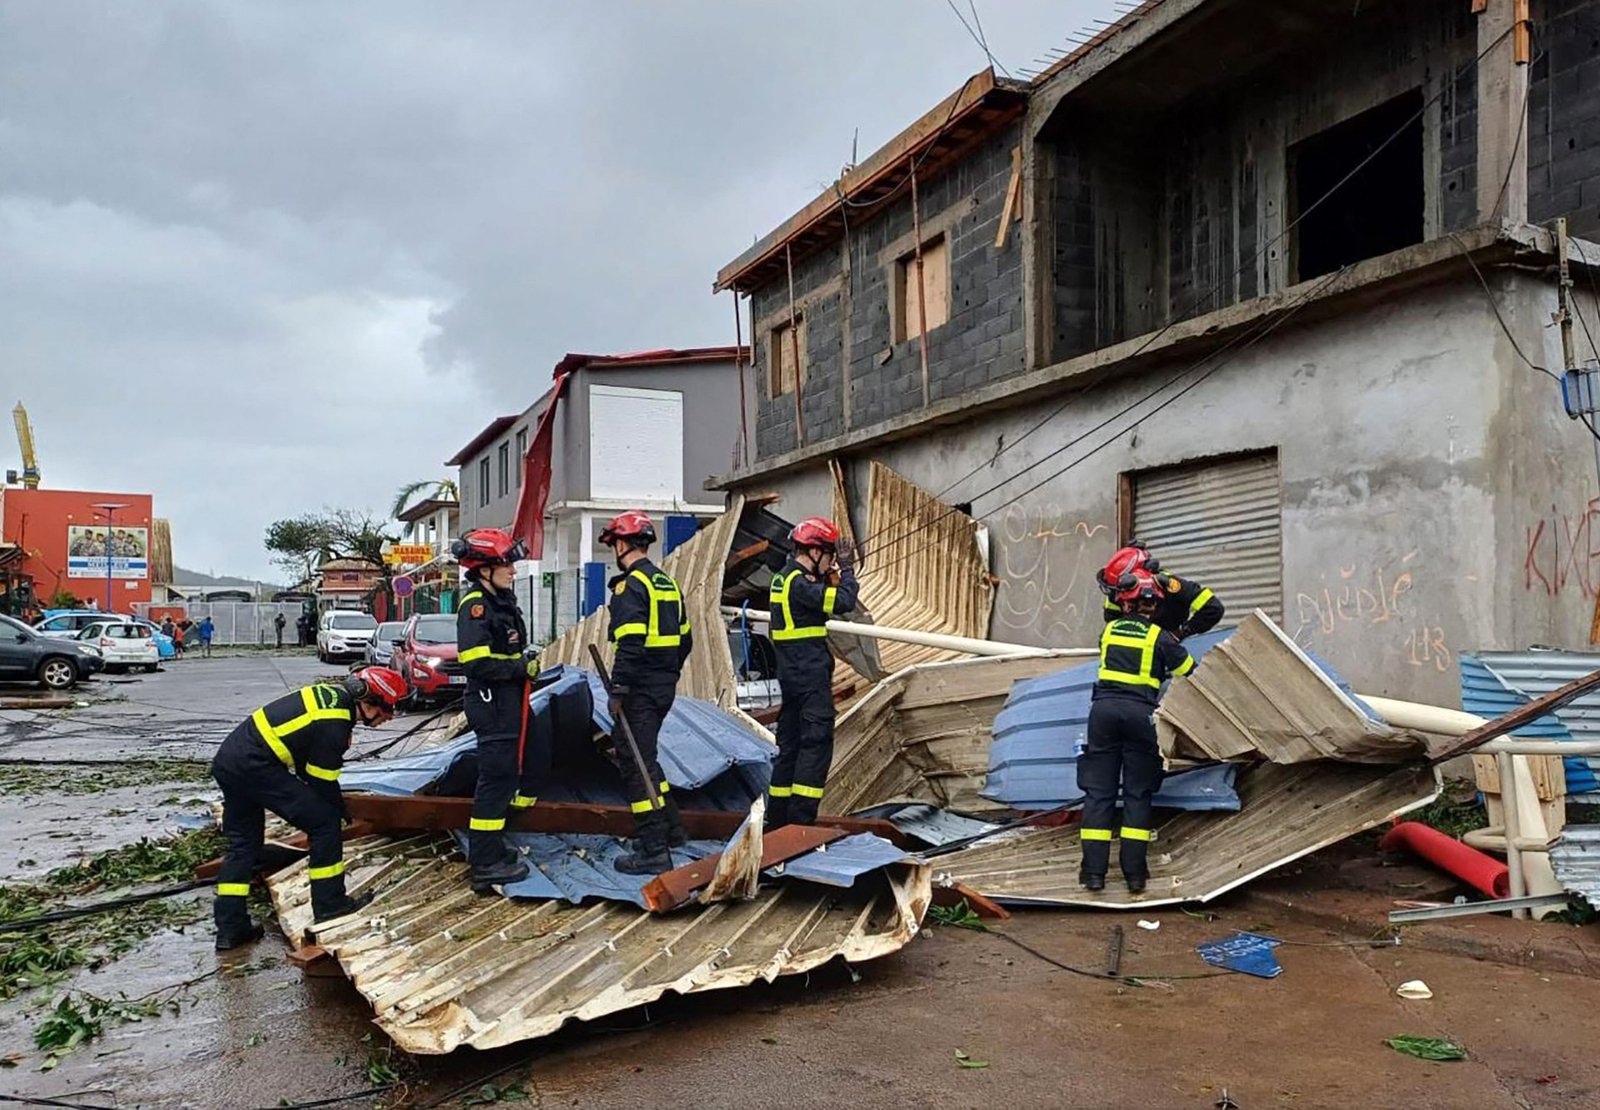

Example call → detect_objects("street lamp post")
90 503 129 613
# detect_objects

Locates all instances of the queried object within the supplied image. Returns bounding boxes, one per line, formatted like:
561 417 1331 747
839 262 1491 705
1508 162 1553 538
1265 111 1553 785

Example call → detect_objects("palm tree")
391 478 460 520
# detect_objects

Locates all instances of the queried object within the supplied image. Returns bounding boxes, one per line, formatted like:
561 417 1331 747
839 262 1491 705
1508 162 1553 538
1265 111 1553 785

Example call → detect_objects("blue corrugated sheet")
851 803 999 848
769 834 913 888
983 626 1382 810
1461 654 1598 794
479 832 725 906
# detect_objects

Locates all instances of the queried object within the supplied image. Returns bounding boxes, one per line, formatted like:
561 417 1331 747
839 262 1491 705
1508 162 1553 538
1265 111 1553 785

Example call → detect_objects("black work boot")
214 922 265 952
470 853 530 894
312 889 374 924
615 813 672 876
1079 871 1106 892
662 794 687 849
764 796 790 830
1124 874 1148 895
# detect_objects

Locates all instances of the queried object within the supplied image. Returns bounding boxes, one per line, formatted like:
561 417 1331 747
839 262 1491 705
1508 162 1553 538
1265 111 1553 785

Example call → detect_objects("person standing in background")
199 616 215 658
274 611 287 649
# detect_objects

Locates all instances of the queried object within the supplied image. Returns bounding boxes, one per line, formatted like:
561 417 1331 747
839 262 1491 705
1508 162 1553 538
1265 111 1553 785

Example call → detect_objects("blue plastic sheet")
1196 932 1283 979
1459 655 1598 794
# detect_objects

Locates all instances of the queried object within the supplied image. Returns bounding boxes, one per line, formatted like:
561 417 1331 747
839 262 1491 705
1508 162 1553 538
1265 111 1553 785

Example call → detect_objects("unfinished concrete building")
712 0 1600 706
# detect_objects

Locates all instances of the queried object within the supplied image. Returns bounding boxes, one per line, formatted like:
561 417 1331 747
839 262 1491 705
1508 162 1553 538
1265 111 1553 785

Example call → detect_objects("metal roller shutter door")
1131 452 1282 622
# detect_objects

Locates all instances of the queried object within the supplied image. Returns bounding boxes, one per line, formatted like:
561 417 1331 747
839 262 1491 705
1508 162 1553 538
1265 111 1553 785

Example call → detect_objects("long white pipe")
721 606 1093 658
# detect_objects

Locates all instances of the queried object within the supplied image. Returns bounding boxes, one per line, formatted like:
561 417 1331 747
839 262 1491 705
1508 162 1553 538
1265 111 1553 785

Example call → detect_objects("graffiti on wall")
1524 497 1600 598
993 504 1108 643
1291 551 1454 673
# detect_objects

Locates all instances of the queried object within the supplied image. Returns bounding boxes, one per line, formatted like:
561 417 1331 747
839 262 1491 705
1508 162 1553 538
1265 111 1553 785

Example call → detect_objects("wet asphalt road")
3 655 1600 1108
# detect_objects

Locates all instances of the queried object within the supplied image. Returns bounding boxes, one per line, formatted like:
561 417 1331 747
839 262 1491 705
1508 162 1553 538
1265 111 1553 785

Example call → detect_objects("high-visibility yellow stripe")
459 644 518 662
658 781 670 795
460 590 483 603
822 586 838 617
611 622 649 640
1188 587 1215 617
615 569 685 647
469 816 506 831
216 882 251 897
1119 827 1152 842
510 794 537 808
252 709 296 769
770 568 830 641
1172 654 1195 677
768 785 793 798
791 783 825 799
630 798 657 814
307 861 345 880
1079 828 1113 841
304 763 340 782
1098 620 1161 688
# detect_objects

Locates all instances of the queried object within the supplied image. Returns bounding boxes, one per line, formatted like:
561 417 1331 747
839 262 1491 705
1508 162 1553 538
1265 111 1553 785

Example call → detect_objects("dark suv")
0 614 104 690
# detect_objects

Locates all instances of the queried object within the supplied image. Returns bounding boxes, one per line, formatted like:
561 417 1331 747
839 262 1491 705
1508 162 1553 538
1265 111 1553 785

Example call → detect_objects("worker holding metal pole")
767 517 859 827
1078 570 1195 895
600 511 692 876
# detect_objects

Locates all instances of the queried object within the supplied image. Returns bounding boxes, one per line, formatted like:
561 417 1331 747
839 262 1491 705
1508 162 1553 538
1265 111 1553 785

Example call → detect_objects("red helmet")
599 510 656 547
1114 570 1166 611
451 528 526 569
790 517 842 551
1104 542 1159 581
347 666 408 710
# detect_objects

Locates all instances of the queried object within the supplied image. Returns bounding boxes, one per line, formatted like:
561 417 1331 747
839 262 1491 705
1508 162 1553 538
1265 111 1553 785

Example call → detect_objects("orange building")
0 487 155 611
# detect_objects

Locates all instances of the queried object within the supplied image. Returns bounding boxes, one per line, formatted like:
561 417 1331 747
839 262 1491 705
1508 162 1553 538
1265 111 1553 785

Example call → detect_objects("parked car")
317 610 378 663
391 613 465 703
34 610 129 639
76 619 160 673
126 618 177 659
0 614 104 689
366 622 406 667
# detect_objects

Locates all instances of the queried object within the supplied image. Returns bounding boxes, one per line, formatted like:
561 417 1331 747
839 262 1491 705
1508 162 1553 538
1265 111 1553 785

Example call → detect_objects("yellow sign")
386 544 434 565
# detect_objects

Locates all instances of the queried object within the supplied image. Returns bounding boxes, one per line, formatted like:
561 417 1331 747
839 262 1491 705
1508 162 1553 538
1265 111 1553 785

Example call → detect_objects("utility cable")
0 879 210 933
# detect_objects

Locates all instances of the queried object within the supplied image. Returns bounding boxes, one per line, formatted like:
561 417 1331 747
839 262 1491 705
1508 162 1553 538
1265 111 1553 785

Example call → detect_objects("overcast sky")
0 1 1111 581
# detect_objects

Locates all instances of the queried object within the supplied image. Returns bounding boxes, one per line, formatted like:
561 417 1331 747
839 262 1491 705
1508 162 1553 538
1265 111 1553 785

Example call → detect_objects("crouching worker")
1078 571 1194 896
211 666 408 950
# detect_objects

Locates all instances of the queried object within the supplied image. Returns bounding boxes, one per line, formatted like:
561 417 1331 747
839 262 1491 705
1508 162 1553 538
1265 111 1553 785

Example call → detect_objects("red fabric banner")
510 372 570 559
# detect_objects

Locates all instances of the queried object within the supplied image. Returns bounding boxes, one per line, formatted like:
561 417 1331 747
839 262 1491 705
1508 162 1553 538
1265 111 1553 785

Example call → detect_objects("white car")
76 619 160 673
318 611 378 663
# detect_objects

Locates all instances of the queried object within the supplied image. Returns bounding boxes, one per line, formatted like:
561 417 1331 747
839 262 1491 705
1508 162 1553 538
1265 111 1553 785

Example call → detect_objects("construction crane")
11 403 41 489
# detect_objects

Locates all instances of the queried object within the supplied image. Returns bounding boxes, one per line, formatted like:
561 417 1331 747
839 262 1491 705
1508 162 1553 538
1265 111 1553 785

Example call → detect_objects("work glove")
608 687 628 727
834 537 855 573
522 646 541 679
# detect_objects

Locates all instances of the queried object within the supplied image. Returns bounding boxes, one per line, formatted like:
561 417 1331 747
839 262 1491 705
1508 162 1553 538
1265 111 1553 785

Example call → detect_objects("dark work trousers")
613 682 675 821
771 679 835 826
212 745 344 929
465 681 540 866
1076 697 1164 882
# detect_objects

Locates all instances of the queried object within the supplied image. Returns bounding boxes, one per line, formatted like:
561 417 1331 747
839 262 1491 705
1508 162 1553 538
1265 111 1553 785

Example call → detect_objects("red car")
391 612 466 704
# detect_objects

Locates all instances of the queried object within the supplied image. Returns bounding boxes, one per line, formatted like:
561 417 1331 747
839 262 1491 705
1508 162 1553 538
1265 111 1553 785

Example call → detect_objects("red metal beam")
641 825 846 913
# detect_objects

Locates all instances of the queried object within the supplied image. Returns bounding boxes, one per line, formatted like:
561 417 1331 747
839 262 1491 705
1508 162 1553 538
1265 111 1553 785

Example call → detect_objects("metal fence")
519 569 584 646
133 601 307 646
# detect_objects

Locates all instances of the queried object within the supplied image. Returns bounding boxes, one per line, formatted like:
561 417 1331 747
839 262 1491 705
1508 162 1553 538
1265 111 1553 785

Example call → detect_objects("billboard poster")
67 525 150 579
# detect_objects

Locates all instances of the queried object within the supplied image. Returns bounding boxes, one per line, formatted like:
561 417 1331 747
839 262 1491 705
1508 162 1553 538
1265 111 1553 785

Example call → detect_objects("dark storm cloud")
0 0 1103 578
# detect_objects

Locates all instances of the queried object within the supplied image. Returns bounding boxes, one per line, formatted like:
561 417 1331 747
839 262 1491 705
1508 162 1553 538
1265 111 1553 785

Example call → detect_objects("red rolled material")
1379 821 1510 899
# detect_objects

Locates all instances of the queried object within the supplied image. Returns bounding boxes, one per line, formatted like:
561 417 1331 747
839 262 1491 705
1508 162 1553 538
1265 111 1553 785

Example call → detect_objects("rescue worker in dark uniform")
767 517 859 827
599 511 692 876
211 665 408 950
1095 542 1224 639
451 528 542 893
1078 570 1196 895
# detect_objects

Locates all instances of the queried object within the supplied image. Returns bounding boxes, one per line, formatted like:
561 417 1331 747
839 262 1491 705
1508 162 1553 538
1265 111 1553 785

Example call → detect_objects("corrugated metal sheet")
851 803 999 847
826 652 1079 815
540 499 755 716
768 833 914 887
1550 824 1600 905
1155 612 1424 765
267 834 931 1054
1472 650 1600 794
938 761 1438 908
834 462 995 686
1132 452 1282 621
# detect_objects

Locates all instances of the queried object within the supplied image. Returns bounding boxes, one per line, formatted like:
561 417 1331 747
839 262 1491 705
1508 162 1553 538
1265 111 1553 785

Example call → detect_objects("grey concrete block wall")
1528 0 1600 239
748 122 1025 460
